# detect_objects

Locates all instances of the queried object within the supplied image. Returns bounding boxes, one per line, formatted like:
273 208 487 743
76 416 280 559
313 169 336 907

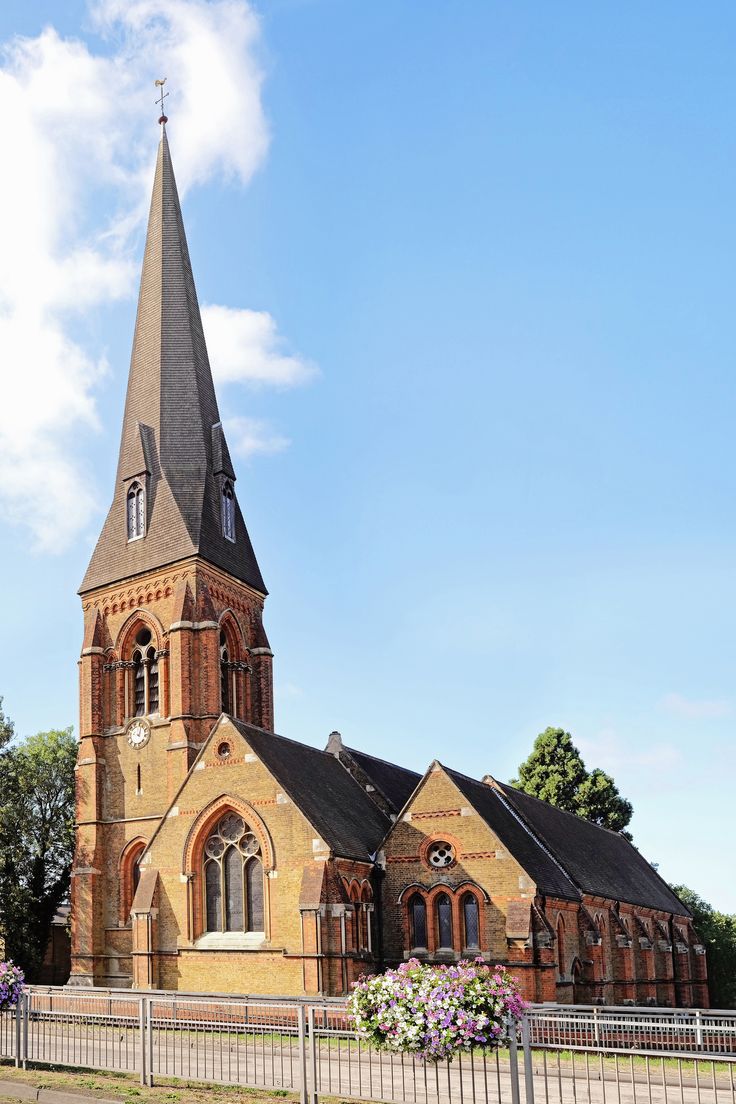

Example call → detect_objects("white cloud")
225 416 291 458
578 728 683 771
0 1 307 553
202 306 316 388
659 693 731 720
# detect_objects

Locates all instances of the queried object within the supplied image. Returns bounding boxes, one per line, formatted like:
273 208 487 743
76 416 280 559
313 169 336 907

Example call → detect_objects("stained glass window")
437 893 453 949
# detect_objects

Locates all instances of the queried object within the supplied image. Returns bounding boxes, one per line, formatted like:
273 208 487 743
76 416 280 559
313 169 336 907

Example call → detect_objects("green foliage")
0 697 14 750
511 726 633 835
0 726 77 980
671 885 736 1009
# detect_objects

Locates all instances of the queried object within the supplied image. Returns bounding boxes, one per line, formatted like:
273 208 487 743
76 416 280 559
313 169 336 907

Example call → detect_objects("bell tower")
70 123 273 986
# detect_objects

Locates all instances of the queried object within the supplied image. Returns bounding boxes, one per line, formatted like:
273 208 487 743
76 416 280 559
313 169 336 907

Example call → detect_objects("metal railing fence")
527 1005 736 1056
1 990 735 1104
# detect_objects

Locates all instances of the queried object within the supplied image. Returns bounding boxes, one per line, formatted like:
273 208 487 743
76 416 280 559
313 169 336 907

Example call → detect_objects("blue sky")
1 1 734 911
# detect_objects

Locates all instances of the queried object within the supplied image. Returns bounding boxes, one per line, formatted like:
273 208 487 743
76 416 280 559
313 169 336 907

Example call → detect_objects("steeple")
80 128 265 595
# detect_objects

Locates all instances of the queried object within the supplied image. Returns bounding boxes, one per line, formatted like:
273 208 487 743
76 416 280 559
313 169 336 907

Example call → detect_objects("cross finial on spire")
155 78 169 125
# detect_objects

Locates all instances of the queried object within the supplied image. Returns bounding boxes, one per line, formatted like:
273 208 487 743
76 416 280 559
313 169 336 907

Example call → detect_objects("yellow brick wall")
382 766 538 964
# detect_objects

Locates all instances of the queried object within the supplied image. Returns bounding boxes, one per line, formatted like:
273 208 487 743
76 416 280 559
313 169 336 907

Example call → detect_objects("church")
71 124 708 1008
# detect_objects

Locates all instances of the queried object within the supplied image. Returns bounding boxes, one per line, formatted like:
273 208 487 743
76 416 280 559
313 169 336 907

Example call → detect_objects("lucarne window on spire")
222 481 236 542
127 482 145 541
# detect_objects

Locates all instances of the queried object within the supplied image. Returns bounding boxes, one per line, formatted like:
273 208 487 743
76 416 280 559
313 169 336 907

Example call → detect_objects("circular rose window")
427 841 455 868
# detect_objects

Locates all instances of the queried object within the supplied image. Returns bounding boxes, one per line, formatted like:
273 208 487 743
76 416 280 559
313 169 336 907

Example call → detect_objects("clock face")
127 720 150 750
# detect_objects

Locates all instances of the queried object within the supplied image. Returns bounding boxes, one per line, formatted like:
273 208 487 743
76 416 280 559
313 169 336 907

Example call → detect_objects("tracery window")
427 841 455 868
131 627 159 717
436 893 453 949
462 893 480 949
203 813 264 933
222 481 236 542
409 893 427 949
127 482 145 540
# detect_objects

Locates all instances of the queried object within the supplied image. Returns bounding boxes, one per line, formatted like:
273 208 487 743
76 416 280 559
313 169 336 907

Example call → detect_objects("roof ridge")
345 745 421 775
231 718 334 760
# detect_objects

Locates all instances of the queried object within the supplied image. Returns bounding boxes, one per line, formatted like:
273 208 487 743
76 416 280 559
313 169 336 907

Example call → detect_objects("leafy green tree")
511 726 634 835
671 885 736 1009
0 697 14 750
0 727 77 979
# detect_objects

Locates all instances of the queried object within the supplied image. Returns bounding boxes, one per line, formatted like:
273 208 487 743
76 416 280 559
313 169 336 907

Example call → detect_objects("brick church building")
71 125 708 1007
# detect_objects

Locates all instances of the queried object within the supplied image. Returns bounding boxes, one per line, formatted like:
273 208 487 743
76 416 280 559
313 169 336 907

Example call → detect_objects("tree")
511 726 634 835
671 885 736 1009
0 697 14 750
0 727 77 979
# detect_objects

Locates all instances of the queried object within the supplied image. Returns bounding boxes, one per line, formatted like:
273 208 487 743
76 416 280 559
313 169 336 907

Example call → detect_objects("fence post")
298 1004 309 1104
508 1015 521 1104
695 1010 703 1049
520 1013 535 1104
593 1005 600 1048
21 991 29 1069
13 999 20 1069
147 996 154 1087
308 1006 319 1104
138 997 147 1087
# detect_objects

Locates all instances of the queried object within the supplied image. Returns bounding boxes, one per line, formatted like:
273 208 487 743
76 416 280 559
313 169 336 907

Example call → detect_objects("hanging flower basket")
348 958 526 1062
0 962 25 1011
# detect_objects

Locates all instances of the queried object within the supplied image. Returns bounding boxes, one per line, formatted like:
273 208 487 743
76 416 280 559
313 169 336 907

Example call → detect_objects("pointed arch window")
409 893 427 950
222 481 236 542
462 893 480 950
127 482 145 540
131 627 159 717
557 915 565 977
436 893 453 950
220 630 231 714
203 813 264 933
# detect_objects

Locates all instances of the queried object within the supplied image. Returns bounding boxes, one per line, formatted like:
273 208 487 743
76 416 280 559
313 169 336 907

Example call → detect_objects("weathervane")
155 78 169 125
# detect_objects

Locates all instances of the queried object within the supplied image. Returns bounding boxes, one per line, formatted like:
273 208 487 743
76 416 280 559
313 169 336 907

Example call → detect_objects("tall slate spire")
80 128 266 595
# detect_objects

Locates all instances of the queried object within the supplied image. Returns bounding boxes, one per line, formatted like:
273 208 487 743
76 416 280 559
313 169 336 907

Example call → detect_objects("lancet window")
222 481 236 542
127 482 145 540
203 813 264 933
220 630 231 713
131 627 159 717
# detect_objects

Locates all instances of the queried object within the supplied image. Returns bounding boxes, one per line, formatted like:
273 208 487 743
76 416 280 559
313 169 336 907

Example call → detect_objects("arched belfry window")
203 813 264 933
127 482 145 540
131 627 159 717
220 630 231 713
222 481 235 542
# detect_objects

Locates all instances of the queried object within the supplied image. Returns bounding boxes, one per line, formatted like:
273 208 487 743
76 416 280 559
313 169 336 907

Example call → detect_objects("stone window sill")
194 932 266 950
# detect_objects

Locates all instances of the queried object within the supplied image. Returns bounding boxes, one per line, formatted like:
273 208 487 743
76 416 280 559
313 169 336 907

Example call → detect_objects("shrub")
0 961 25 1011
348 958 526 1062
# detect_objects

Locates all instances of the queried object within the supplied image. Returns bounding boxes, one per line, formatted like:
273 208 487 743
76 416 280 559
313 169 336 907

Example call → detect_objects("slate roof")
230 721 391 862
497 783 690 915
445 768 580 901
80 128 265 595
345 747 422 813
